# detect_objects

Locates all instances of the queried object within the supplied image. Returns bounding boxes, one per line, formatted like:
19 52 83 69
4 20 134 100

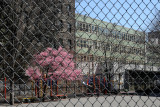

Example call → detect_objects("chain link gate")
0 0 160 106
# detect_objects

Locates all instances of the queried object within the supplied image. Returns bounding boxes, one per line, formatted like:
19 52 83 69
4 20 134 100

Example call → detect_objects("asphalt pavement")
1 95 160 107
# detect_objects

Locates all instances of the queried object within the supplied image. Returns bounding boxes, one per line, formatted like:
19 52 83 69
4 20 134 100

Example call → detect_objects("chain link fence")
0 0 160 106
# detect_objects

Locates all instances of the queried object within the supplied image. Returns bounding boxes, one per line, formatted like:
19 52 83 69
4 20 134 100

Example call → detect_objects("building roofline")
75 13 144 35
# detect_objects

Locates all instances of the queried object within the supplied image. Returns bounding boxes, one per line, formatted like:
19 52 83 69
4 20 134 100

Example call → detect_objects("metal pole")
35 80 37 97
119 73 121 91
50 80 52 97
10 72 14 105
5 77 6 100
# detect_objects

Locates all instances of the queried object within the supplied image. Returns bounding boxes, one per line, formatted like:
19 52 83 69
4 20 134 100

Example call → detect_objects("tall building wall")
75 14 145 65
53 0 75 51
147 31 160 66
148 31 160 44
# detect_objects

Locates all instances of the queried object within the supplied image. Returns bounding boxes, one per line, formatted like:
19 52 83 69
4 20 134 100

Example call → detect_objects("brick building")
53 0 76 51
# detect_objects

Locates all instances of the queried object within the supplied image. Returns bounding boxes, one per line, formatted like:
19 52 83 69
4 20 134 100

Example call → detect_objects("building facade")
75 14 145 72
52 0 76 51
75 14 147 91
148 31 160 44
147 31 160 66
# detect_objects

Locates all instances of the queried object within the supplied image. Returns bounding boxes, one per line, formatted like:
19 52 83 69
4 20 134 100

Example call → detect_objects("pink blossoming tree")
25 46 82 81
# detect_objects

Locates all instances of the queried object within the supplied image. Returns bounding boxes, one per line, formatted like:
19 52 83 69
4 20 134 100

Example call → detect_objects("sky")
75 0 160 32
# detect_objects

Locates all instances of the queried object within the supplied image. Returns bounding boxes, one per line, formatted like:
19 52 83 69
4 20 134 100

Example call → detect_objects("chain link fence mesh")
0 0 160 106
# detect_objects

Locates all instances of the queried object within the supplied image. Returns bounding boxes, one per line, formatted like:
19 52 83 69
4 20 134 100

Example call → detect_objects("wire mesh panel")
0 0 160 106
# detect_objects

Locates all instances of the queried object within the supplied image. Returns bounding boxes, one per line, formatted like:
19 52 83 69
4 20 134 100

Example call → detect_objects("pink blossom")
51 50 58 56
25 46 82 80
55 56 63 62
40 52 48 57
58 46 63 52
46 47 53 52
57 46 73 59
25 67 41 80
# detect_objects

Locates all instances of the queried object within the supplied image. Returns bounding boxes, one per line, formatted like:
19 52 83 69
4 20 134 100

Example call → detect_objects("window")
79 39 88 48
133 35 135 42
120 45 123 53
79 22 82 31
104 28 108 36
100 43 104 50
115 31 118 38
106 43 110 51
112 31 117 38
127 35 130 41
140 50 144 56
111 31 114 37
59 20 63 31
88 40 93 49
97 42 101 49
67 23 71 33
125 47 130 54
119 32 122 39
122 33 125 40
123 33 126 40
129 35 131 41
97 56 101 61
92 25 95 32
91 25 97 33
114 45 119 52
58 1 63 12
92 25 97 33
88 24 91 33
67 0 71 2
59 38 63 46
84 55 86 61
132 35 134 41
111 45 115 52
55 20 63 31
102 28 105 35
90 56 94 61
108 30 111 37
86 24 88 32
137 49 140 55
82 23 89 32
126 34 128 40
130 35 132 41
67 4 71 13
133 48 136 54
122 46 125 53
77 55 81 61
93 41 97 49
76 39 80 47
68 39 72 49
130 47 133 54
128 34 131 41
101 43 105 50
98 27 103 34
80 40 83 48
82 23 85 31
81 55 84 61
83 40 87 48
98 27 100 33
95 26 97 33
150 38 159 44
67 4 72 16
